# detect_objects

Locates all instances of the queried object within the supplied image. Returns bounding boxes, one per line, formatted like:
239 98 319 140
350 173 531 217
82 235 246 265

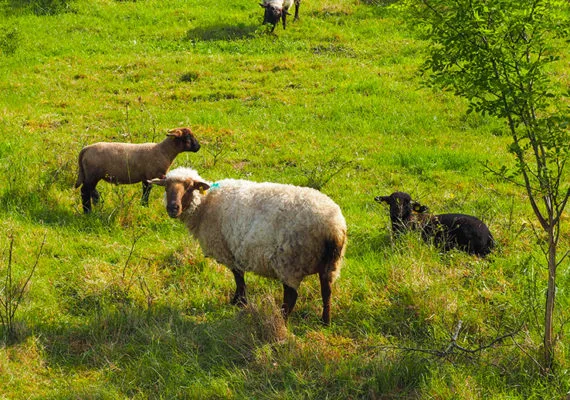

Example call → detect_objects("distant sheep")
75 127 200 213
375 192 494 257
260 0 301 32
150 167 347 325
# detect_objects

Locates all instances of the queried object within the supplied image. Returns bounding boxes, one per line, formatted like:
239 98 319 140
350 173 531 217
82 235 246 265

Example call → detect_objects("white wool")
263 0 293 9
166 167 209 184
175 177 346 289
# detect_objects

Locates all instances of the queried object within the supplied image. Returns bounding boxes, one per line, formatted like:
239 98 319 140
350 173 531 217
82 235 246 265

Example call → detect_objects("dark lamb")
375 192 494 257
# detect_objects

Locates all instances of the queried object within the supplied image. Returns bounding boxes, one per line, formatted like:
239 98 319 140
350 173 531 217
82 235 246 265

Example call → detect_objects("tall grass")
0 0 568 398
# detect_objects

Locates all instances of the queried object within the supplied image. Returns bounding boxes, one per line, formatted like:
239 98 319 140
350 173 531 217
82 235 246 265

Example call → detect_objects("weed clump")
180 72 200 83
238 295 289 344
0 26 19 56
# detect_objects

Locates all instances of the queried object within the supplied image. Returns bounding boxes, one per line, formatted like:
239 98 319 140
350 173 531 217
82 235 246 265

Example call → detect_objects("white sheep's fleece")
263 0 293 8
166 167 210 183
170 175 346 290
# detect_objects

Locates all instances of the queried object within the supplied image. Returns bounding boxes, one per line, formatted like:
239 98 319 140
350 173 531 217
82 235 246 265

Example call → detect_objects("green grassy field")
1 0 569 398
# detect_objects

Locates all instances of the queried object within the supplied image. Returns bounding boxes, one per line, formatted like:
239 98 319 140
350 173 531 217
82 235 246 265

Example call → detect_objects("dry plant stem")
1 233 46 340
395 320 523 359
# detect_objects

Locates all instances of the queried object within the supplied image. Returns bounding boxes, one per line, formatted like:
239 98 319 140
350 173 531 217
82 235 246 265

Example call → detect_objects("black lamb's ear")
412 202 427 213
375 196 389 204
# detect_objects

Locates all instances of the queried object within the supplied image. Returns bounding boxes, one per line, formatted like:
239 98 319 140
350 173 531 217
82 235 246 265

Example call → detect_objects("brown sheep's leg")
230 269 247 306
91 188 100 205
319 272 332 325
141 181 151 206
81 184 94 214
281 284 298 320
294 0 300 20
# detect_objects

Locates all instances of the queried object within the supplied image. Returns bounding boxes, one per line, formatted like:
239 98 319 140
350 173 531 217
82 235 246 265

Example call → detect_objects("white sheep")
75 127 200 213
260 0 301 32
149 167 347 325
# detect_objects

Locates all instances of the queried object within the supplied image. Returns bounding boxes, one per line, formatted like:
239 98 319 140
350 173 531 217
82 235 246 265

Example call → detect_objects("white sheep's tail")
321 228 347 282
74 147 86 188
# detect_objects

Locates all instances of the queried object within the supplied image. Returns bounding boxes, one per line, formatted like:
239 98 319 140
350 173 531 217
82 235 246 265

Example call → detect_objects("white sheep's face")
165 180 191 218
162 178 210 218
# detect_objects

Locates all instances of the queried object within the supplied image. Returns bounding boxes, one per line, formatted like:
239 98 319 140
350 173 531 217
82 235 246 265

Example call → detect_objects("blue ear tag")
210 182 220 191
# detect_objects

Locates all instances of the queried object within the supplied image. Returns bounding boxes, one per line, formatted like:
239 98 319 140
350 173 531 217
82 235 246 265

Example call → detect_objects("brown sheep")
75 127 200 213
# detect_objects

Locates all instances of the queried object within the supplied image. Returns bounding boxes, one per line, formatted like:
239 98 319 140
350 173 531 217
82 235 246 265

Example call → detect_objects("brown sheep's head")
167 127 201 153
148 168 210 218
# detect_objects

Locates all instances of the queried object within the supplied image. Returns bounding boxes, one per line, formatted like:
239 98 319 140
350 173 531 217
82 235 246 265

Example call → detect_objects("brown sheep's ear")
167 128 183 137
148 178 167 186
168 127 193 137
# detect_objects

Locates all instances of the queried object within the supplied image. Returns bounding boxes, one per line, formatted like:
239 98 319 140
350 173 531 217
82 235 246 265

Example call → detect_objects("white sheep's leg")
282 13 287 30
230 269 247 306
141 181 152 206
294 0 300 20
281 284 298 321
319 272 332 325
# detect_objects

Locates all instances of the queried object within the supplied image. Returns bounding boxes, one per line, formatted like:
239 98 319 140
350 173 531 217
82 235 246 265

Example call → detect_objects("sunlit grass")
0 0 568 398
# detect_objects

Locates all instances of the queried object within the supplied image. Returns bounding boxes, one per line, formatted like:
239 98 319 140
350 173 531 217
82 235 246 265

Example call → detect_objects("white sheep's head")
148 168 210 218
166 127 201 153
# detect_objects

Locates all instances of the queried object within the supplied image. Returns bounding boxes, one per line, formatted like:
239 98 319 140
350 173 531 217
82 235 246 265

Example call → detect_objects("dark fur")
260 0 301 32
376 192 494 257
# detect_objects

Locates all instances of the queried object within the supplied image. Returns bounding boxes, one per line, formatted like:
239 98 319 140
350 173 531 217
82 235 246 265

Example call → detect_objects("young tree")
402 0 570 370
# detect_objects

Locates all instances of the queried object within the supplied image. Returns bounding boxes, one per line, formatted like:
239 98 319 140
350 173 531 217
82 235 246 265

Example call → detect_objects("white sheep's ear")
148 178 167 187
193 181 210 193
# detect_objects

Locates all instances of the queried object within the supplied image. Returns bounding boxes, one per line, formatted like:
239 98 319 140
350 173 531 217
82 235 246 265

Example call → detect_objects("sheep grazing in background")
260 0 301 32
375 191 494 257
75 127 200 214
149 167 347 325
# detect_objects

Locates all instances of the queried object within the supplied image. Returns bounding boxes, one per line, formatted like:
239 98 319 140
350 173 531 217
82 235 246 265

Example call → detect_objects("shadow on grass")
185 23 259 42
3 0 74 16
31 300 288 397
0 190 79 226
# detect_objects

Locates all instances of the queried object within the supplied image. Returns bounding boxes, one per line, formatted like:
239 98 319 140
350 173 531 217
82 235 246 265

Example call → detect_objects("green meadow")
1 0 569 398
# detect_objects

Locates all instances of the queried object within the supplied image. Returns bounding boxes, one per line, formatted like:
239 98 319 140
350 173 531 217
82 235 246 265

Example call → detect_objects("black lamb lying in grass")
375 192 494 257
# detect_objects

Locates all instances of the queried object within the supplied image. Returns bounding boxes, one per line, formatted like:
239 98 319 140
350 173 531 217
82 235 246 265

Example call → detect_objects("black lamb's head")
261 3 283 27
375 191 415 234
